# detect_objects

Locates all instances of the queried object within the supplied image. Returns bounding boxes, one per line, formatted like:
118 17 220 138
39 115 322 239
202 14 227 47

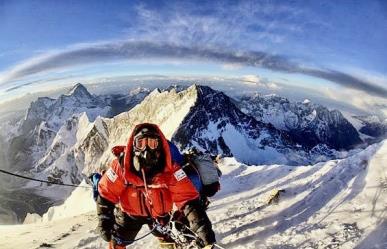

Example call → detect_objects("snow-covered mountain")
6 84 151 173
2 139 386 249
57 85 324 181
7 84 110 171
0 83 372 224
21 83 109 133
28 85 358 188
237 93 362 150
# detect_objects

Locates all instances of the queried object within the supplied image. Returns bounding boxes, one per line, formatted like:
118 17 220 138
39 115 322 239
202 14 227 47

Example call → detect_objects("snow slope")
1 140 386 249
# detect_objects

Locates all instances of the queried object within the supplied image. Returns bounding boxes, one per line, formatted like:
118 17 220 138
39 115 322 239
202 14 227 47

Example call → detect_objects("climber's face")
132 127 162 175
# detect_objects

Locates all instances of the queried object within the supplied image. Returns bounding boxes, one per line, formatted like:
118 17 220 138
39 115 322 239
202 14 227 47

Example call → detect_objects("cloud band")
1 41 386 98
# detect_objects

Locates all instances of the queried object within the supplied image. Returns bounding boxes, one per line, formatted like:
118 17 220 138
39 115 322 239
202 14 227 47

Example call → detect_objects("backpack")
182 149 222 197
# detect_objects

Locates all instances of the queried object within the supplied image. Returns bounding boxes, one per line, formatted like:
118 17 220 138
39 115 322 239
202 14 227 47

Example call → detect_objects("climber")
95 123 216 249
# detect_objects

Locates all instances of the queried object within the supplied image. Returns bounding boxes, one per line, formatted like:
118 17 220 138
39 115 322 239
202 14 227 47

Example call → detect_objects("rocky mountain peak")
22 83 109 133
9 83 112 172
66 83 93 99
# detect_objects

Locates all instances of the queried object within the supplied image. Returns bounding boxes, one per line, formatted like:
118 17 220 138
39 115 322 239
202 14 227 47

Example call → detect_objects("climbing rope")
0 169 91 189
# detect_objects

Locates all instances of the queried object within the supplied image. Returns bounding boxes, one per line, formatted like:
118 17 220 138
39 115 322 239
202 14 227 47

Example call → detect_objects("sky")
0 0 386 117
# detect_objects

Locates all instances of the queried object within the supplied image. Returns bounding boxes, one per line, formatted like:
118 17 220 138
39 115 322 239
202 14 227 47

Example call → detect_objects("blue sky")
0 0 386 116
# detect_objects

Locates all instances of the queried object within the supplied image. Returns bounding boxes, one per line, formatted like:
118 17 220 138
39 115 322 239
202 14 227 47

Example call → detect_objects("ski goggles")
134 136 160 151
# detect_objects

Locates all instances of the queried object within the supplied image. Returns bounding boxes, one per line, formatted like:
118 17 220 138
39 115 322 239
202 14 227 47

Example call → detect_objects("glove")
97 218 113 242
96 195 115 242
183 199 216 246
156 214 171 226
97 215 113 242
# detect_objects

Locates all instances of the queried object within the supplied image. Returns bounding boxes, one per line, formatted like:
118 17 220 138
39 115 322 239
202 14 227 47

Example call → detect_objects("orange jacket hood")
123 123 173 185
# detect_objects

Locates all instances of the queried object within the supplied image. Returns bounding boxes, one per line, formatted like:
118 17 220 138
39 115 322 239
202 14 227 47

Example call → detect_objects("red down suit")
98 123 200 218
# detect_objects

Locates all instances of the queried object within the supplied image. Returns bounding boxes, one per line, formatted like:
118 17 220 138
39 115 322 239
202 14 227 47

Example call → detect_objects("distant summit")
23 83 107 133
9 83 111 171
66 83 93 99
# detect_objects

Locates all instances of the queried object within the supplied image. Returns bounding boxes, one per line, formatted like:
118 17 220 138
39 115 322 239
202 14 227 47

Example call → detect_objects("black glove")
183 199 216 246
156 214 171 226
96 195 115 242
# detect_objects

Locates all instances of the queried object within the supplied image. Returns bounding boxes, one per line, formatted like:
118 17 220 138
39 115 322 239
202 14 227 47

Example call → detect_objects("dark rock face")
288 108 362 150
321 110 362 149
353 115 387 140
360 123 386 138
237 94 362 150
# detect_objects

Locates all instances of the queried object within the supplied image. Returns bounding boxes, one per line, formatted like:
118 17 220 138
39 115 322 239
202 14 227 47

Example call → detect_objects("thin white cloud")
127 1 303 49
240 75 281 90
321 87 387 118
242 75 261 84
